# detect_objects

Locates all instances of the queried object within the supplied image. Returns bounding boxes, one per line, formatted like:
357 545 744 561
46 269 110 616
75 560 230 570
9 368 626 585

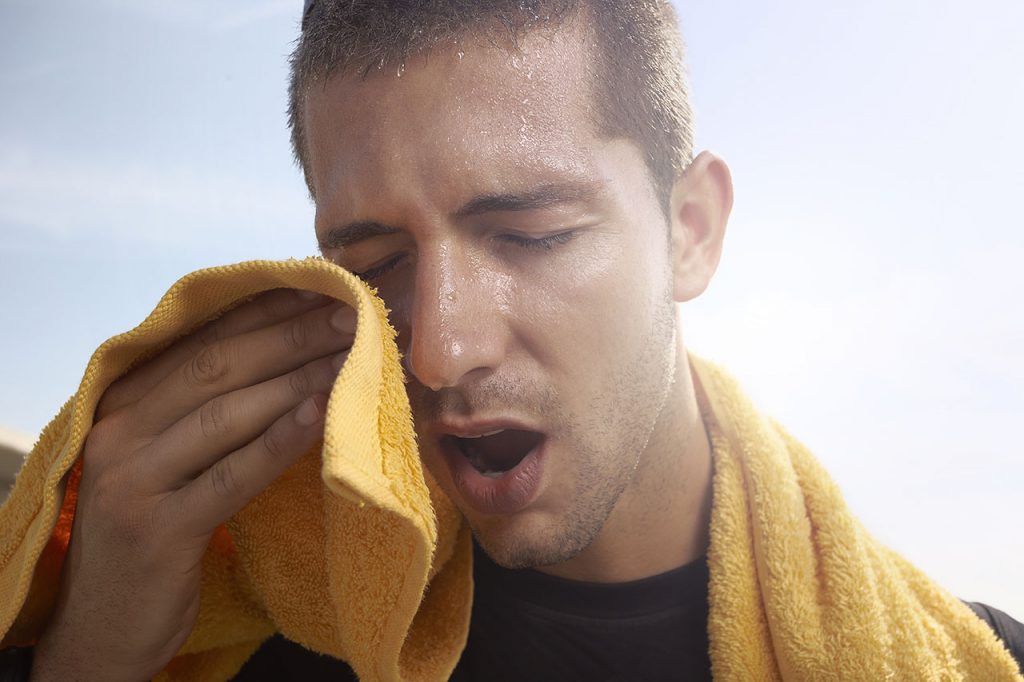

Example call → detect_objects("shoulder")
966 601 1024 674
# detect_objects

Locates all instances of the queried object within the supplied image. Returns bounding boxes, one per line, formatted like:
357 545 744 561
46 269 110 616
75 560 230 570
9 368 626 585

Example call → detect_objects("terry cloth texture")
0 258 1020 681
694 359 1023 681
0 259 472 682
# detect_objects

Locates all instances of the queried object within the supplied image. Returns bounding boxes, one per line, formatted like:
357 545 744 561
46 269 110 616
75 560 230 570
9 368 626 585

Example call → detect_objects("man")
11 1 1023 680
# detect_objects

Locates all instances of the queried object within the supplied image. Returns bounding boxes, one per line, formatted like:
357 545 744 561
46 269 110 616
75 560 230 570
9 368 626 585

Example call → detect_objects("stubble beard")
474 294 679 571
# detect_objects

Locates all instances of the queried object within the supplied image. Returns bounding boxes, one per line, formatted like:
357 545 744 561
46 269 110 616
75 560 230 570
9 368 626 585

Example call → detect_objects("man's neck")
537 343 714 583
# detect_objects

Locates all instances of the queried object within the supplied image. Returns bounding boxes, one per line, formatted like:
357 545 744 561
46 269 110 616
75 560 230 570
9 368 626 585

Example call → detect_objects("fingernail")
295 396 321 426
332 352 348 371
296 289 321 301
330 306 357 334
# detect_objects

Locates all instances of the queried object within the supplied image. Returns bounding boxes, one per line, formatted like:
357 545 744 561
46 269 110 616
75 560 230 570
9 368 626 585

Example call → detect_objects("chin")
462 505 602 571
418 424 635 571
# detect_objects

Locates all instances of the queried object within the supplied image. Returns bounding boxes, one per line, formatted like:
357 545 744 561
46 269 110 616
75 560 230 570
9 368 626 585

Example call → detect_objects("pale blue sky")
1 1 1022 614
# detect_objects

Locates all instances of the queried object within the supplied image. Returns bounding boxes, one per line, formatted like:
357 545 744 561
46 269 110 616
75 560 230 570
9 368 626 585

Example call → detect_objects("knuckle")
96 382 128 419
83 411 130 467
88 466 125 512
197 397 230 439
287 366 312 398
183 321 222 359
83 420 114 459
184 343 230 388
209 458 244 500
261 426 289 461
194 322 223 350
256 290 287 319
282 315 310 352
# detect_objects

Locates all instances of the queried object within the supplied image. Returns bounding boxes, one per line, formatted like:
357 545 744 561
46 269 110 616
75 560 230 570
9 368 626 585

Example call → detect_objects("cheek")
511 233 669 382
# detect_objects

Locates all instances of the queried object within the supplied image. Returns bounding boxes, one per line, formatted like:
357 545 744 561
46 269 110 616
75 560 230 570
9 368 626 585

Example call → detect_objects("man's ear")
669 151 733 302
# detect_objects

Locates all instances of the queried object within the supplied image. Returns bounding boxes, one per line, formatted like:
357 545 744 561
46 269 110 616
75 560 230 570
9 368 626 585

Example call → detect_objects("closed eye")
352 254 406 281
352 231 576 280
500 231 577 250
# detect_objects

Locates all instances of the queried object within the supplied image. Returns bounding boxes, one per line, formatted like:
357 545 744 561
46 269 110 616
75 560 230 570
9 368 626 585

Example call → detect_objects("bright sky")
1 1 1022 616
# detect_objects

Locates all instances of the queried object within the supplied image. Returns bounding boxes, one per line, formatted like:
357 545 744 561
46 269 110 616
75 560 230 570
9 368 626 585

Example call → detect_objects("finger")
134 351 347 491
98 288 332 419
167 393 328 540
134 302 356 434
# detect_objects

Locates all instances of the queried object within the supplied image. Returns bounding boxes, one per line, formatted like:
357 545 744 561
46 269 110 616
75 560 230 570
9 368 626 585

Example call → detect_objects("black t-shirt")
233 547 1024 681
236 543 711 681
968 602 1024 673
449 543 711 681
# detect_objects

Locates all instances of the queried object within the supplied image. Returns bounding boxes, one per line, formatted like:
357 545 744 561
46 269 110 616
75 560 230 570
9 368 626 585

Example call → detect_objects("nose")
404 245 507 391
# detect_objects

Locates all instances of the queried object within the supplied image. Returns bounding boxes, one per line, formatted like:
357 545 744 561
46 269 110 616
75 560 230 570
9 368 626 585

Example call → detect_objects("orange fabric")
1 259 1018 681
0 259 471 682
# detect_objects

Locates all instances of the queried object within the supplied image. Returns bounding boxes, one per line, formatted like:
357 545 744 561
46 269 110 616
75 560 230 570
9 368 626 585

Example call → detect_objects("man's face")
304 26 679 569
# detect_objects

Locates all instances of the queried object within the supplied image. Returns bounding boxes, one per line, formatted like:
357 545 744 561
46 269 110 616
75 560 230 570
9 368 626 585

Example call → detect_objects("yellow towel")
1 258 1020 681
0 258 471 682
695 358 1022 681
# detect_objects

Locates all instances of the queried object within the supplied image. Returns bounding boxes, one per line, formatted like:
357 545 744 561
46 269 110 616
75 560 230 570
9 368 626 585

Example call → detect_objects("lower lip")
441 438 546 516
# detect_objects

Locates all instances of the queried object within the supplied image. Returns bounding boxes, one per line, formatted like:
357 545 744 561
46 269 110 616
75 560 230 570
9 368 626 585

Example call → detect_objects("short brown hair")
288 0 694 212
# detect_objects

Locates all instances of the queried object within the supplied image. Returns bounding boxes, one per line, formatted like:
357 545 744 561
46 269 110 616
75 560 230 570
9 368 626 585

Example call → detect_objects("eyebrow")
453 181 603 218
319 220 400 250
319 180 603 251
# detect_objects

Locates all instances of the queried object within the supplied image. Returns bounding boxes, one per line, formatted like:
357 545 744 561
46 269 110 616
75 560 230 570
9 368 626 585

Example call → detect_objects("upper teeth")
462 429 505 439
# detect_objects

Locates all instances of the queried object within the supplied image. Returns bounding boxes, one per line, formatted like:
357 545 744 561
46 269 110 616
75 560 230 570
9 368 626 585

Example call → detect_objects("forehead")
301 25 604 215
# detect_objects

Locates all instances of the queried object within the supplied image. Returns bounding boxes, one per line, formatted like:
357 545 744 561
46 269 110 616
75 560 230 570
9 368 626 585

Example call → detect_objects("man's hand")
30 288 356 681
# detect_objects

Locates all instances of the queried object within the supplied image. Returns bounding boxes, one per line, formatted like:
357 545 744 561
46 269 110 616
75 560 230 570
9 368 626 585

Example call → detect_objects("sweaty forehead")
301 26 603 215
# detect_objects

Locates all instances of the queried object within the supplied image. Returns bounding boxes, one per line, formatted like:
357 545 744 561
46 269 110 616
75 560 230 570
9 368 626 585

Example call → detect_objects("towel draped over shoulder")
1 259 1019 681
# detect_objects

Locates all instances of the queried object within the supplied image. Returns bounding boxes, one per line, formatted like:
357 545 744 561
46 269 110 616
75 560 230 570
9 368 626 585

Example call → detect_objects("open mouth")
442 429 545 479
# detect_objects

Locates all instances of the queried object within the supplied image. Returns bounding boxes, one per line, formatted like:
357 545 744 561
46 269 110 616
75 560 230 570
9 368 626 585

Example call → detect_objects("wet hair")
288 0 694 213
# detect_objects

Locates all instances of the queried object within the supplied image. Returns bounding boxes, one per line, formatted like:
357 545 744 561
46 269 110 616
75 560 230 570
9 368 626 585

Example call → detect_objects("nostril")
402 347 445 391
